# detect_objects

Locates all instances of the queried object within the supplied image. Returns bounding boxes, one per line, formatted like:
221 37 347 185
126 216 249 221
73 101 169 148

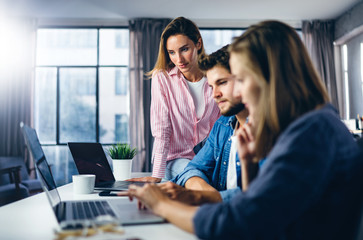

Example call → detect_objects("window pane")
361 43 363 99
36 29 97 66
115 114 129 143
99 29 129 65
99 67 129 143
200 29 244 54
42 145 78 186
59 68 96 143
343 44 350 119
115 68 129 95
35 67 57 143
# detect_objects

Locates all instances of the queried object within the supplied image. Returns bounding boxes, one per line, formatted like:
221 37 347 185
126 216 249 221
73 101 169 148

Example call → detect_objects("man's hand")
126 176 162 183
159 182 201 205
184 176 216 191
160 182 222 205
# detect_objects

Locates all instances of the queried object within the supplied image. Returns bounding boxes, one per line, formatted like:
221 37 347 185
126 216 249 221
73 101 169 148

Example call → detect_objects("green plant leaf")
107 143 137 159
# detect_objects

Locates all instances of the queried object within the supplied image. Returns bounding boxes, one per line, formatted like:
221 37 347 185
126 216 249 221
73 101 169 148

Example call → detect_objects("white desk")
0 173 198 240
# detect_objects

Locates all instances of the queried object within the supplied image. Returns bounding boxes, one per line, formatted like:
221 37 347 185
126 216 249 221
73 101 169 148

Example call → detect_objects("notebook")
67 142 148 191
20 124 164 228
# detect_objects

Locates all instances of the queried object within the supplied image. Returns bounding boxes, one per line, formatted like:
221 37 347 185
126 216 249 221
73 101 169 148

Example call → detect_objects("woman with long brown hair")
132 17 220 182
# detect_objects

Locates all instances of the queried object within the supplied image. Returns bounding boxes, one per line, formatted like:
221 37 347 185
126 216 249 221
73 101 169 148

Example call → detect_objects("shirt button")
223 161 226 165
237 162 240 166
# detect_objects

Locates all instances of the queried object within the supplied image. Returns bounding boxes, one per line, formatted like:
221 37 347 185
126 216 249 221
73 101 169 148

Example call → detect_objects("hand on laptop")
126 176 161 183
160 182 222 205
127 183 169 213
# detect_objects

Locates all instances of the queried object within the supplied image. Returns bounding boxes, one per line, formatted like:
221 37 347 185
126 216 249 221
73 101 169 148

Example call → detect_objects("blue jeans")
165 158 190 180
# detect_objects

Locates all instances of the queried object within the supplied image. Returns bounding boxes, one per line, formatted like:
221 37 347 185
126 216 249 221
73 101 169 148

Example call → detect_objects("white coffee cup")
72 174 96 194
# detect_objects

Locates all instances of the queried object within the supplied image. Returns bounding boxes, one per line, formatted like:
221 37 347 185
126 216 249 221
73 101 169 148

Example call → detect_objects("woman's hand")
127 183 199 234
127 183 169 214
236 122 259 190
126 176 162 183
236 122 256 163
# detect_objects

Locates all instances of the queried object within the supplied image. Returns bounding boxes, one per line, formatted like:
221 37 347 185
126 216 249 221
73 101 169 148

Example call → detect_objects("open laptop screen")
21 124 61 208
68 143 115 183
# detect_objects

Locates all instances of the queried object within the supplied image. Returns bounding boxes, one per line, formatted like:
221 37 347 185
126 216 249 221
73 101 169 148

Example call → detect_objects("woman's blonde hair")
229 20 330 160
147 16 206 77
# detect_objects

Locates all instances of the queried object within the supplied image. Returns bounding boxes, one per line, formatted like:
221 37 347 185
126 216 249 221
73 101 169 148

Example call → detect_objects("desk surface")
0 173 197 240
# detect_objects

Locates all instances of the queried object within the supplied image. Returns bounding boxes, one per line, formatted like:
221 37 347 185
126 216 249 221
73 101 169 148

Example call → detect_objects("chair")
0 156 42 195
0 164 29 207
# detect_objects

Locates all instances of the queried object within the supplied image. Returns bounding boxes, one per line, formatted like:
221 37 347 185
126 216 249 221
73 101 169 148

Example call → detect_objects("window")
115 114 129 143
200 29 244 54
35 28 129 185
361 43 363 101
115 68 128 95
342 44 350 120
200 28 302 54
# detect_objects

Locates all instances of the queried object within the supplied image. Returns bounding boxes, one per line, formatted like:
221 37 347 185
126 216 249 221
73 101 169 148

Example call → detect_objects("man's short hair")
198 44 230 73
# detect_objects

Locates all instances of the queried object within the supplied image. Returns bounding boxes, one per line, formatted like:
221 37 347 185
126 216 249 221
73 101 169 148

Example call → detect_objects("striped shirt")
150 66 220 178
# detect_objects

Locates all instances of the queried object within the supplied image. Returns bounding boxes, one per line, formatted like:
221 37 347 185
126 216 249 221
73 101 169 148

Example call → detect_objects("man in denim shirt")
171 45 252 202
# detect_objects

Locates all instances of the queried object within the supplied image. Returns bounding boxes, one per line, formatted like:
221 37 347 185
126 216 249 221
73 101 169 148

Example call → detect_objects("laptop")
20 124 165 228
68 142 148 191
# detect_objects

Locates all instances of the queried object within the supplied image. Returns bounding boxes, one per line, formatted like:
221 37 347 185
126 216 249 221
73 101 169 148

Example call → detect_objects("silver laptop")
21 124 165 228
67 142 149 191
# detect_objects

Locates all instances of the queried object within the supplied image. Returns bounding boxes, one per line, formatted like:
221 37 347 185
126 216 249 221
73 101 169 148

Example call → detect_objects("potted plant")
107 143 137 180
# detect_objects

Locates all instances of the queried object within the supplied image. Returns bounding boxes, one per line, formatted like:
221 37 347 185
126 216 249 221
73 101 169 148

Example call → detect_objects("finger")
158 182 175 192
127 185 140 200
129 184 141 190
242 127 251 142
236 129 247 145
243 123 254 141
163 189 176 199
138 200 144 210
117 191 130 196
125 178 136 182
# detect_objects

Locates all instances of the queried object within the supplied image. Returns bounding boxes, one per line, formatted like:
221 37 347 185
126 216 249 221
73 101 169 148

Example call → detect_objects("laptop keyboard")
112 181 146 188
71 201 116 220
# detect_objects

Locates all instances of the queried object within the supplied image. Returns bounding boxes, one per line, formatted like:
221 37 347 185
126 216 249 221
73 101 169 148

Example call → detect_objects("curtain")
302 20 339 111
0 18 37 174
128 18 171 172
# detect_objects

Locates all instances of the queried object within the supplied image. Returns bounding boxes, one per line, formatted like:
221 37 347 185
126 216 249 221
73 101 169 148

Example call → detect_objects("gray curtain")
128 18 171 172
0 19 36 155
302 20 339 110
0 18 37 175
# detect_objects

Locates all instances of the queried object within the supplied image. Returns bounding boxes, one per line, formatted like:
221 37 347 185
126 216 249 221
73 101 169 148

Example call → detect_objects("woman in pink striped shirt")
133 17 220 182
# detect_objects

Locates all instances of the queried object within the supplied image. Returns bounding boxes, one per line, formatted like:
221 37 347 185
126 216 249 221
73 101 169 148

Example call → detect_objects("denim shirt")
193 104 363 240
172 115 242 201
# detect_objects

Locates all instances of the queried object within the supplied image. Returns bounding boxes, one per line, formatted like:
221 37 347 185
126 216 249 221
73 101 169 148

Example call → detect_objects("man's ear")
196 38 202 50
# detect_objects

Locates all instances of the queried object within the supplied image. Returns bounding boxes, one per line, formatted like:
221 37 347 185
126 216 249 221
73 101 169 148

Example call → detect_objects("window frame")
35 26 129 146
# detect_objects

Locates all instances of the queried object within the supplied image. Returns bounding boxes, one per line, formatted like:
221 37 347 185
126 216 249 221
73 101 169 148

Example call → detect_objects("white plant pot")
112 159 132 181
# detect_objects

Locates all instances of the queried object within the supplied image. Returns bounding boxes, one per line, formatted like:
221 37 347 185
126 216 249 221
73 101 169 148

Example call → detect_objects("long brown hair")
147 17 206 77
229 20 330 160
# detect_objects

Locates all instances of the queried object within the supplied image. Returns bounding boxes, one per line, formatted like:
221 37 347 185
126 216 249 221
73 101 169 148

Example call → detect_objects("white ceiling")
1 0 361 28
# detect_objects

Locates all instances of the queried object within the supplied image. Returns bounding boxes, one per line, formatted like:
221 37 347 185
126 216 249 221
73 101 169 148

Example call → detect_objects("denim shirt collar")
227 115 238 130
